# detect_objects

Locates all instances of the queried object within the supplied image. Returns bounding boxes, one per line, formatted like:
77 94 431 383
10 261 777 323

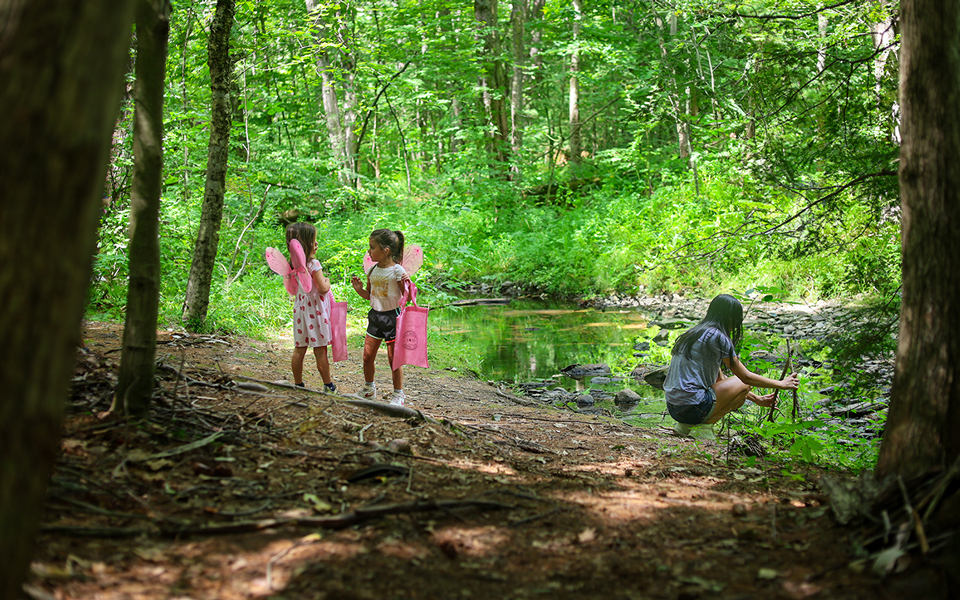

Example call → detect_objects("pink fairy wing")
362 251 376 274
288 239 312 294
266 247 293 291
401 244 423 276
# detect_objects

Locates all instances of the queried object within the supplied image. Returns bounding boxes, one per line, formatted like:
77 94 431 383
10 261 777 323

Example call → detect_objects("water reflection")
432 298 648 385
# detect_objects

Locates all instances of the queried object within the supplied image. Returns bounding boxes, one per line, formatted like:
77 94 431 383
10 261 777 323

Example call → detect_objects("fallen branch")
495 387 541 408
128 431 224 463
42 499 514 538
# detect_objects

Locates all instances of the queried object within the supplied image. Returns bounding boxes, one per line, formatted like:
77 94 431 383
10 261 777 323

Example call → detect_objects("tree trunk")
114 0 171 417
568 0 583 165
475 0 509 164
510 0 527 156
869 0 900 144
306 0 359 188
182 0 235 330
876 0 960 479
307 0 344 180
0 1 136 597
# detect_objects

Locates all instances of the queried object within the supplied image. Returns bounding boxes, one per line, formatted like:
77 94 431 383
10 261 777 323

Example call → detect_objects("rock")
749 350 780 363
831 401 886 419
651 318 692 330
560 363 611 380
587 388 613 401
615 389 642 405
643 367 668 390
590 377 613 385
387 438 412 454
576 394 595 407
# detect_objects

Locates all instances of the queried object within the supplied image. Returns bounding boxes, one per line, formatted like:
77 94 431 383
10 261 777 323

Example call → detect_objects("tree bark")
182 0 235 330
114 0 172 417
0 1 136 597
475 0 509 164
568 0 583 165
876 0 960 479
869 0 900 144
306 0 359 188
510 0 527 157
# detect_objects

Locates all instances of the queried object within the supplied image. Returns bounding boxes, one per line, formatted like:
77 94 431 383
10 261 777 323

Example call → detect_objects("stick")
767 341 792 422
897 475 930 553
127 431 224 463
788 339 799 420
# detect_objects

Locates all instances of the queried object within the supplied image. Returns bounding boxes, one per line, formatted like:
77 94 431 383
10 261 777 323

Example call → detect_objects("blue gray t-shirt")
663 327 737 407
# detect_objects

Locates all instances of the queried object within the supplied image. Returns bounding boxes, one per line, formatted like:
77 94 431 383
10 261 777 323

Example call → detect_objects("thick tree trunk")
0 1 136 597
182 0 235 330
876 0 960 479
114 0 171 417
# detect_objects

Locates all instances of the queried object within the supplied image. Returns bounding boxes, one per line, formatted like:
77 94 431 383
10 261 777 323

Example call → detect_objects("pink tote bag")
328 291 348 363
392 281 429 370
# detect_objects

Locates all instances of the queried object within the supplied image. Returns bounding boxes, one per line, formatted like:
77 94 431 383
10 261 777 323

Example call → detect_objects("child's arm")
724 356 799 391
351 274 370 300
312 267 331 295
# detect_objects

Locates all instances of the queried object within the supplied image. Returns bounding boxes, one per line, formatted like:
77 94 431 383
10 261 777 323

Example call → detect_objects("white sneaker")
672 421 694 437
692 424 716 441
390 391 405 406
361 382 377 398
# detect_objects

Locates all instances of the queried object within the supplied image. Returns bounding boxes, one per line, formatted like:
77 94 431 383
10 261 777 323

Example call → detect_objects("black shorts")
366 308 401 342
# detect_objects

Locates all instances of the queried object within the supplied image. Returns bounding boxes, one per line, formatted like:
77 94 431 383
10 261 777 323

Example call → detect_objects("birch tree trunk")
182 0 235 329
510 0 527 156
0 1 136 596
306 0 359 187
876 0 960 479
869 1 900 144
114 0 172 417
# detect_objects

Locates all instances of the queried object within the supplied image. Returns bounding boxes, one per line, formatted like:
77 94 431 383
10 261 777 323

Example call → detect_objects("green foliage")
90 0 902 472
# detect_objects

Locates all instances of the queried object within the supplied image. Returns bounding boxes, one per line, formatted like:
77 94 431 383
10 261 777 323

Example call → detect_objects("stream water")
430 298 669 424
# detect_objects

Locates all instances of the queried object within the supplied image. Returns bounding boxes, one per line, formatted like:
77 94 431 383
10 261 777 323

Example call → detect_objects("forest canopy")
91 0 901 333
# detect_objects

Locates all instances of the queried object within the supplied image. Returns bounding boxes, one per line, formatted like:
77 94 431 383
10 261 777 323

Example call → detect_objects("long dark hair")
285 222 316 267
370 228 405 264
671 294 743 358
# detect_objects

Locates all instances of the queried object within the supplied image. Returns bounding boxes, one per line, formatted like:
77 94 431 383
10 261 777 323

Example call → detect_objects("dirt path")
26 322 892 600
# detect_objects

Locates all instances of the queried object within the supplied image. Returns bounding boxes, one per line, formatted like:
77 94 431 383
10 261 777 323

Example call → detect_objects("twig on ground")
897 475 929 553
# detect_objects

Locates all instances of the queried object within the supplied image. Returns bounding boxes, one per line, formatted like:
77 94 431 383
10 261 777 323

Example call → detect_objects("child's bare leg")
705 376 752 424
291 346 308 384
362 335 382 383
313 346 331 384
386 342 403 390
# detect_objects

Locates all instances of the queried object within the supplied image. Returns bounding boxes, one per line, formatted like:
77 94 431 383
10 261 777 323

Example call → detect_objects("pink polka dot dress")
293 259 332 348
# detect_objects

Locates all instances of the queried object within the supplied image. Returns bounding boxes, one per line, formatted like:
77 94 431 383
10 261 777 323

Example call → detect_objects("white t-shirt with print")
368 264 406 312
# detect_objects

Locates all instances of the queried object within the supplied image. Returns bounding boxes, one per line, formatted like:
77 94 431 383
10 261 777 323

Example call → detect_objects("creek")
429 294 895 438
430 297 671 426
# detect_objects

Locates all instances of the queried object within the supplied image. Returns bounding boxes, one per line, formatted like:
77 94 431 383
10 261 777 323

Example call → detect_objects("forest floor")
23 322 940 600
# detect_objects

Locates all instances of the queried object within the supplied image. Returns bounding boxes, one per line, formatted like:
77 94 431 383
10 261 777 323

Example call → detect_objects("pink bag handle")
400 279 419 309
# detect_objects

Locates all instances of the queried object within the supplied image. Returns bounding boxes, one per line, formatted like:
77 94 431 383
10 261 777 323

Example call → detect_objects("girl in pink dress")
286 222 336 392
